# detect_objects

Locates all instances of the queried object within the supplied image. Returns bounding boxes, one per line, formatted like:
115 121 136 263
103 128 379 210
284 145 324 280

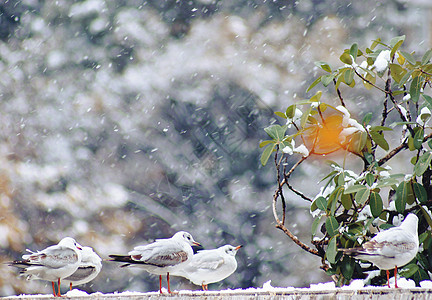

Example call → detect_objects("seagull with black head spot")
109 231 201 294
9 237 83 297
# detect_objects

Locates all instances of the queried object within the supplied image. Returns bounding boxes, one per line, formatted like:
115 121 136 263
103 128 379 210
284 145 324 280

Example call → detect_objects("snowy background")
0 0 431 296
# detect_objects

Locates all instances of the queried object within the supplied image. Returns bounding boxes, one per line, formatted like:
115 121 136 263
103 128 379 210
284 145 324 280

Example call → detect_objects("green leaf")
420 206 432 228
371 38 381 50
389 64 407 84
259 140 273 148
375 177 401 189
310 91 323 102
423 94 432 109
390 37 405 59
421 49 432 65
326 216 340 237
315 61 332 73
412 267 430 284
370 192 383 218
363 72 376 90
365 173 375 186
341 193 352 210
350 43 358 61
307 76 322 92
395 181 409 213
362 112 373 126
311 216 321 236
321 74 334 87
413 182 428 203
344 184 367 194
400 51 417 65
326 236 337 264
275 111 287 119
399 263 419 279
316 196 328 211
344 68 354 85
260 143 276 166
286 105 296 119
300 106 312 128
390 35 405 48
355 188 370 204
370 131 389 151
399 69 413 87
380 223 395 230
414 127 424 149
340 52 353 65
264 124 287 142
414 151 432 176
341 257 355 280
410 76 423 103
370 125 393 132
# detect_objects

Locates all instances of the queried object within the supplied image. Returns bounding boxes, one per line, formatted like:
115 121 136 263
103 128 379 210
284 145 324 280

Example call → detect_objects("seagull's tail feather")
338 247 379 257
8 260 40 269
108 255 146 268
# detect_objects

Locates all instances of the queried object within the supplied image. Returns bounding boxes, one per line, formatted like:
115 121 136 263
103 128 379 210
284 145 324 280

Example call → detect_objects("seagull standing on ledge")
62 246 102 290
9 237 83 296
340 213 419 288
172 244 242 291
109 231 201 294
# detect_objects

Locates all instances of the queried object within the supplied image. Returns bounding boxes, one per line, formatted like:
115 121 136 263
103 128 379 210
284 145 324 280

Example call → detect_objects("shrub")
261 35 432 286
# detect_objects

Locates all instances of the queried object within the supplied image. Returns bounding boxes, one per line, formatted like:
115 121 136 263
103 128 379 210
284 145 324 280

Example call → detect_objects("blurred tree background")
0 0 431 296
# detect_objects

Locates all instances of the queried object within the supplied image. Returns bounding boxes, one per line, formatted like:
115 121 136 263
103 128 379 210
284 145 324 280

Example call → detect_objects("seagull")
340 213 419 288
9 237 83 296
109 231 201 294
62 246 102 290
172 244 242 291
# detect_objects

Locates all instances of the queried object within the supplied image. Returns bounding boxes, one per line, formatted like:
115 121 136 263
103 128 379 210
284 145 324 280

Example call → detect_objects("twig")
285 181 313 202
378 132 432 166
377 139 408 166
275 223 321 257
333 78 346 107
354 69 388 94
274 146 287 225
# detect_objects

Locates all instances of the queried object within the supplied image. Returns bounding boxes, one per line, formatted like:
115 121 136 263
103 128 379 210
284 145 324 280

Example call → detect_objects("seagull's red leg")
52 282 57 297
201 283 205 291
394 267 398 288
57 278 62 297
167 272 171 294
204 284 208 291
69 282 73 291
386 270 390 288
159 275 163 294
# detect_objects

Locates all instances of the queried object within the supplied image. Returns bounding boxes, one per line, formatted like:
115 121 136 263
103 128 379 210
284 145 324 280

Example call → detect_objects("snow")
420 280 432 288
309 282 336 290
416 107 431 126
65 289 89 297
6 279 432 299
293 144 309 157
374 50 391 72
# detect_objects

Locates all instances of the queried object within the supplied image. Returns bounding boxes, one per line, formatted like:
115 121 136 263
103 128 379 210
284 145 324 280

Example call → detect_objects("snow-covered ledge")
4 286 432 300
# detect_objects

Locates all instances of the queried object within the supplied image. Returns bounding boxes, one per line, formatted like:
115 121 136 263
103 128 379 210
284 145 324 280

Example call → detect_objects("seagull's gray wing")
64 266 95 281
23 245 79 269
130 241 189 267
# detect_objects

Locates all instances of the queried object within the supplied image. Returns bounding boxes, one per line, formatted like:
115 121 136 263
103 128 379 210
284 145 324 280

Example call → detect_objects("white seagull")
340 213 419 288
10 237 83 296
172 244 242 290
109 231 201 294
62 246 102 290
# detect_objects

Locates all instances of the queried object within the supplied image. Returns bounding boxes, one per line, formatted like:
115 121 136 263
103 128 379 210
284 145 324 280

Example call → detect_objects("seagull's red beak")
193 241 202 247
235 245 243 250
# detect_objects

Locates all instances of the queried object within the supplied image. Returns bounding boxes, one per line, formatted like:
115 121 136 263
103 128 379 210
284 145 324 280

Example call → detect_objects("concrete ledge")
3 288 432 300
